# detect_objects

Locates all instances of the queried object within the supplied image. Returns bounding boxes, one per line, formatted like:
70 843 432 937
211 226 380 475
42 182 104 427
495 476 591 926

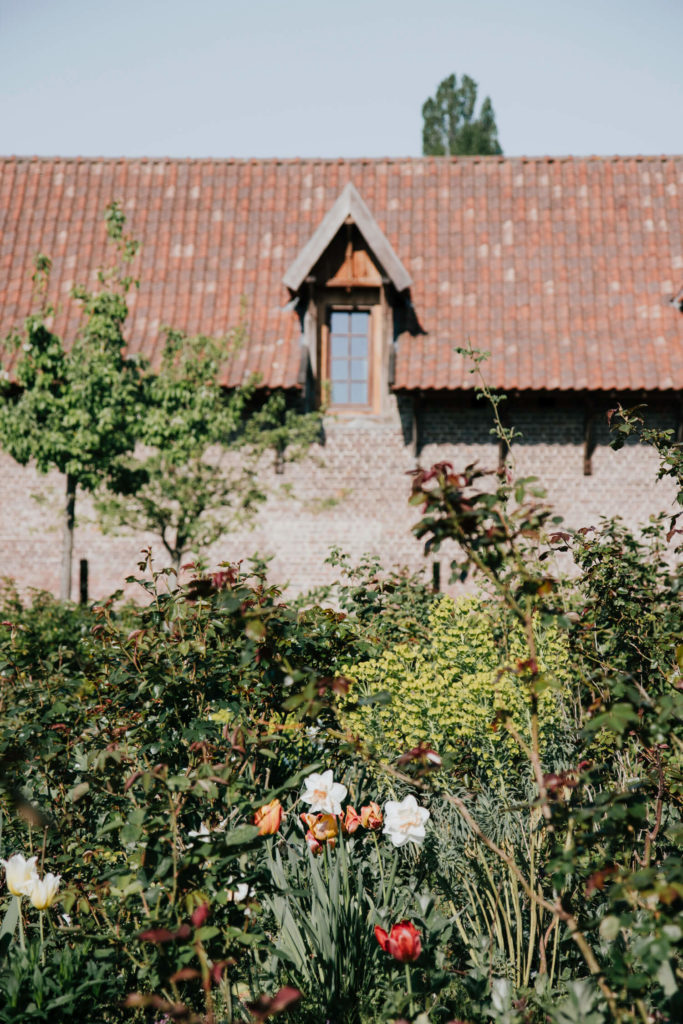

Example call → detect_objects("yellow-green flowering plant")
340 594 570 780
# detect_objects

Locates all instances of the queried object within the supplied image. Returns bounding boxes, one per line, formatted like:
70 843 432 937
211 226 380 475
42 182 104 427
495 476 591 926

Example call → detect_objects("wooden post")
79 559 89 605
583 410 596 476
412 393 422 459
60 474 76 602
432 561 441 593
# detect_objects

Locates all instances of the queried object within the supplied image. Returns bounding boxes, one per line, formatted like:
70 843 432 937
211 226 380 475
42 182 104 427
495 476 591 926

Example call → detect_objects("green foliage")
0 942 114 1023
95 302 322 571
0 561 358 1021
1 204 323 584
408 432 683 1022
0 203 143 490
341 595 569 777
95 326 262 568
422 72 503 156
609 404 683 512
264 839 383 1023
0 203 147 598
1 367 683 1023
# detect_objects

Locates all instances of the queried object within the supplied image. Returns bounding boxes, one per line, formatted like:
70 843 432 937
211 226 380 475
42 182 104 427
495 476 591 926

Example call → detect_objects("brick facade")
1 392 678 601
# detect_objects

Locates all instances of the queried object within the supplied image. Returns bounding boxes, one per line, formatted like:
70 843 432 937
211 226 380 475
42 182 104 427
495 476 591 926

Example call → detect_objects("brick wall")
0 393 678 600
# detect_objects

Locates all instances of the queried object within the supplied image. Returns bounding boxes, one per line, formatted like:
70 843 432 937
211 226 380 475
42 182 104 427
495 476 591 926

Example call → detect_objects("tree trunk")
60 473 76 602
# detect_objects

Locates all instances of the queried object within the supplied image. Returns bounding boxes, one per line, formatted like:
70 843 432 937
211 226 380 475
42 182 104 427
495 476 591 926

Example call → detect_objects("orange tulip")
360 802 383 830
342 805 362 835
301 812 338 854
309 814 338 842
374 920 422 962
254 799 283 836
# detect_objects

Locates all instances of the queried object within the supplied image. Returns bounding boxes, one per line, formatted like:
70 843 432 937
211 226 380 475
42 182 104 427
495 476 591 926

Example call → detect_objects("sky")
2 0 682 159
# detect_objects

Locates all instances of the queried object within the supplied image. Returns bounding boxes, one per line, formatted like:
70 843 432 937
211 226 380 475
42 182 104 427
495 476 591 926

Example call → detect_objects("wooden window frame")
318 292 383 414
322 306 373 412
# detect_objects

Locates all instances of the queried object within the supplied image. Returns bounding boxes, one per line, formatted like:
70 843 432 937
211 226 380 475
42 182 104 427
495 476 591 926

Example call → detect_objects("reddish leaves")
246 986 302 1020
138 923 191 943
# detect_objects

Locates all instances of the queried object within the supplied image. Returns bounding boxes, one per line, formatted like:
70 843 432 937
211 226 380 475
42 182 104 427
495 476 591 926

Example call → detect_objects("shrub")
340 594 571 780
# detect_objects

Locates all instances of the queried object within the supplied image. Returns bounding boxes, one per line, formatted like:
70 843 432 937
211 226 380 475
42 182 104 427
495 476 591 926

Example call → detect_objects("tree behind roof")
0 205 145 600
422 72 503 156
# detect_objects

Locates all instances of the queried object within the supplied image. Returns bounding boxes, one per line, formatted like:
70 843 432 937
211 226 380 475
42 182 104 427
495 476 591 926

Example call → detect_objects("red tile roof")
1 156 682 391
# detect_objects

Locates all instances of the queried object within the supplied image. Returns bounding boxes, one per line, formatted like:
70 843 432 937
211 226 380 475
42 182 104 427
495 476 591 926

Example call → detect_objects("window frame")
320 302 376 413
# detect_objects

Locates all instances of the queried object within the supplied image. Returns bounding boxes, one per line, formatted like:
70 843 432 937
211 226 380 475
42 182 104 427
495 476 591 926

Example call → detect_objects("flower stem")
405 962 414 1018
373 832 386 904
39 912 45 966
16 897 25 952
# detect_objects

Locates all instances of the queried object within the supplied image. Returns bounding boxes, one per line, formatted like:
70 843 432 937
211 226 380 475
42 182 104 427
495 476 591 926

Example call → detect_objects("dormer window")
283 182 413 415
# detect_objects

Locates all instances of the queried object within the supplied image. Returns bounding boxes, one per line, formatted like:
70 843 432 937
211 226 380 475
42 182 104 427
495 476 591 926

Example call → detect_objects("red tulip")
305 830 324 856
254 799 283 836
342 805 362 835
374 920 422 962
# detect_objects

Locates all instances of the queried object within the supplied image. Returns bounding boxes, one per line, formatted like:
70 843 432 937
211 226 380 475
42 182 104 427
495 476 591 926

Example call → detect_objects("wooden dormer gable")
315 220 384 289
282 182 412 295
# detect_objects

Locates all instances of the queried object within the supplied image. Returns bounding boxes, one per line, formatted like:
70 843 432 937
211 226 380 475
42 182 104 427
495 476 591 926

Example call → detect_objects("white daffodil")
382 795 430 848
27 872 61 909
1 854 38 896
300 769 347 816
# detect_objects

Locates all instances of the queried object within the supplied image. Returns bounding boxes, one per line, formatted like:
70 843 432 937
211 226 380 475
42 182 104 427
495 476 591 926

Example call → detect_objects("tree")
1 205 323 596
95 329 323 572
422 72 503 156
0 205 145 601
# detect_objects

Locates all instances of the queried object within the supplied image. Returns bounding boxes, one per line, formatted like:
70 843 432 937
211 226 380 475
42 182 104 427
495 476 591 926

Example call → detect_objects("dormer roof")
282 182 412 293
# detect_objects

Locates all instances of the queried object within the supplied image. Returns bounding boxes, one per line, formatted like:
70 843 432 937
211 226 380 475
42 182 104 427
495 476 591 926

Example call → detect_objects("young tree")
95 330 322 572
0 206 144 601
1 204 323 595
422 72 503 156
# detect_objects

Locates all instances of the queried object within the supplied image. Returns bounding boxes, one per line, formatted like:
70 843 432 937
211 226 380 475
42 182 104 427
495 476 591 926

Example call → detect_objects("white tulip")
226 882 252 903
1 854 38 896
382 795 430 847
300 769 347 816
27 872 61 909
187 823 212 841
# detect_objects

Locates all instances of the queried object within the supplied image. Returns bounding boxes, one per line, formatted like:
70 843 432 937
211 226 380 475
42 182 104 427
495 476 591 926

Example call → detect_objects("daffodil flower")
382 795 430 847
300 770 347 815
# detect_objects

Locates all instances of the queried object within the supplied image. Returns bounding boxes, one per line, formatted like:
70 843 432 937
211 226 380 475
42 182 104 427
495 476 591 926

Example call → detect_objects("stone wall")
0 392 678 601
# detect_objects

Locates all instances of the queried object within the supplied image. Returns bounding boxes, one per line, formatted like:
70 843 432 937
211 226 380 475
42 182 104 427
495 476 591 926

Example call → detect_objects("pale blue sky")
2 0 682 158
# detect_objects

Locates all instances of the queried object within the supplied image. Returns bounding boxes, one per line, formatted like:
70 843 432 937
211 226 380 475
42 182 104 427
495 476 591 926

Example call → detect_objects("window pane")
332 381 349 404
350 359 367 381
350 336 367 358
330 311 349 333
331 359 348 382
350 311 369 334
331 335 348 359
350 380 368 404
